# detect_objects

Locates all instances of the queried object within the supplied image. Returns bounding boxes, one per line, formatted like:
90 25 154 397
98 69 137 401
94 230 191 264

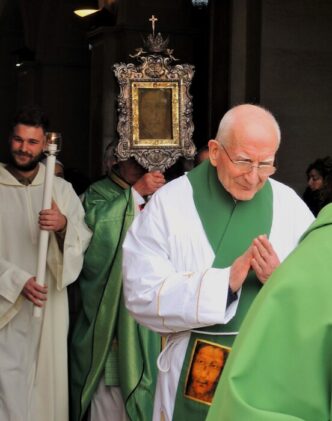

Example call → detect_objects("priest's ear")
208 139 220 167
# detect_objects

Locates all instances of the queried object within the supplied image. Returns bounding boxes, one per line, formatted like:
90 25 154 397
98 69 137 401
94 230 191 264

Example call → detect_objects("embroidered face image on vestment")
184 339 230 405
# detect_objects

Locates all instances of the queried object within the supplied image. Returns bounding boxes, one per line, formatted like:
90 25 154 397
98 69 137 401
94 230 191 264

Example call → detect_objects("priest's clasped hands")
229 234 280 293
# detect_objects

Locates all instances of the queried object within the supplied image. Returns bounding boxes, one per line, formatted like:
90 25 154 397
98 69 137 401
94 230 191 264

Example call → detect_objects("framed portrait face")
184 339 231 405
132 82 180 147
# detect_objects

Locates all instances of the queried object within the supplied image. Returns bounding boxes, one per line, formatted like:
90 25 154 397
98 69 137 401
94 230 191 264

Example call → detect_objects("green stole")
69 173 160 421
172 160 273 420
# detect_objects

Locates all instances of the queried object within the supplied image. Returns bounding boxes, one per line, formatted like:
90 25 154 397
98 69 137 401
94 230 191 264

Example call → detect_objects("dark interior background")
1 0 331 193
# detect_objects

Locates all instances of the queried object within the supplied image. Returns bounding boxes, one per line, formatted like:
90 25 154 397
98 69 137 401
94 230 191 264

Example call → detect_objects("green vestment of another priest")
70 174 160 421
207 203 332 421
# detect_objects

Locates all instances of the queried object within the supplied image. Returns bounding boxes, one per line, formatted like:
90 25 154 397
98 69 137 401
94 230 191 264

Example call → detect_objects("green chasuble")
173 160 273 420
207 203 332 421
69 173 160 421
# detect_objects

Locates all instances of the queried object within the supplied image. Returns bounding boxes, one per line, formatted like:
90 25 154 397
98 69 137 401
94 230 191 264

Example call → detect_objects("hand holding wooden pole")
33 133 62 318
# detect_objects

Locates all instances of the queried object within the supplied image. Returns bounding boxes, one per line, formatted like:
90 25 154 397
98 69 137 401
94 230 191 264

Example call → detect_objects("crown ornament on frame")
113 15 196 171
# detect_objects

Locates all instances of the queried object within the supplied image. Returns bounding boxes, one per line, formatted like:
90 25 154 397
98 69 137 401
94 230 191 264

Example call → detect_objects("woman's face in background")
307 169 324 191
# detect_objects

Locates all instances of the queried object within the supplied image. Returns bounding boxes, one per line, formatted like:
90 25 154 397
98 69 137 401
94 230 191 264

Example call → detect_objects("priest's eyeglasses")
221 145 276 176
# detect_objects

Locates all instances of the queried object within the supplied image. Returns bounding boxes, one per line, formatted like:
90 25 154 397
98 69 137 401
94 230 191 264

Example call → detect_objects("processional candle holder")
33 133 62 318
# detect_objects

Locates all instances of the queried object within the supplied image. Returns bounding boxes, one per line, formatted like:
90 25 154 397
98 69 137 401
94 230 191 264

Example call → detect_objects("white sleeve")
51 181 92 290
123 190 237 334
0 258 31 304
269 179 315 262
131 187 145 207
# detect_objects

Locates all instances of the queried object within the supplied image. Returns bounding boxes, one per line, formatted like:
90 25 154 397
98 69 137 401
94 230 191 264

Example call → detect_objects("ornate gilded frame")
113 33 196 171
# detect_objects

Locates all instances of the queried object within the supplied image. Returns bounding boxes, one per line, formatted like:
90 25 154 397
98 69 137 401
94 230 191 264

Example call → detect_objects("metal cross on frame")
149 15 158 37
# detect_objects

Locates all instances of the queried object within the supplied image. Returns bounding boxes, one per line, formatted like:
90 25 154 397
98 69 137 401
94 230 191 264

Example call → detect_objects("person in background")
70 143 165 421
194 144 209 166
54 160 65 177
0 105 91 421
207 203 332 421
42 157 65 178
302 156 332 216
122 104 314 421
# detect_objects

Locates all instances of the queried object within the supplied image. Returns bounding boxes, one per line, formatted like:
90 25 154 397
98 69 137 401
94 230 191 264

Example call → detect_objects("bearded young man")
122 104 315 421
0 105 91 421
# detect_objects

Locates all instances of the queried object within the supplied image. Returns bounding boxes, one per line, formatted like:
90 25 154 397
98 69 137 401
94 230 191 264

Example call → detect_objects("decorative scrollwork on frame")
113 25 196 171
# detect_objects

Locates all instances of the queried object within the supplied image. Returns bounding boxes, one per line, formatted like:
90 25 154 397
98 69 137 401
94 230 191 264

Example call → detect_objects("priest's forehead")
216 104 280 150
